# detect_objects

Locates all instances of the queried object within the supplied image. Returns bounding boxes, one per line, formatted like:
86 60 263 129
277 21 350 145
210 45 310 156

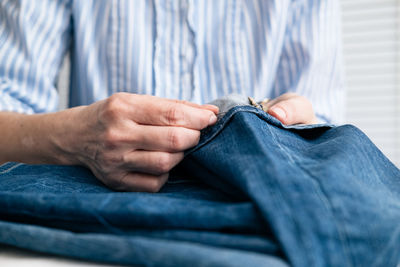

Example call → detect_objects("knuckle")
121 153 131 165
106 94 122 108
102 174 125 191
179 100 190 105
156 153 173 173
167 128 184 150
147 178 163 193
103 129 121 148
103 93 125 119
164 104 185 125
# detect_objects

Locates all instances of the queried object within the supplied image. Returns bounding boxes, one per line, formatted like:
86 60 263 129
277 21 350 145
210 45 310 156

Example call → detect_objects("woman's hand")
0 92 316 193
55 93 219 192
0 93 218 193
265 93 318 125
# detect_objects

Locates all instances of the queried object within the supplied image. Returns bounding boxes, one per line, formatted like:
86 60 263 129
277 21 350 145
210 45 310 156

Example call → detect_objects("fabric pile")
0 95 399 266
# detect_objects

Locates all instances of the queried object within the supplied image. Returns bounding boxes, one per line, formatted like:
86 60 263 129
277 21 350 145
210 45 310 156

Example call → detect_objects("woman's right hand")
53 93 218 192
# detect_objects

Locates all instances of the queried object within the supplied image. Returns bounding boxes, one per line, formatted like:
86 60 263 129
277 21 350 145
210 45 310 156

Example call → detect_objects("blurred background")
341 0 400 167
57 0 400 167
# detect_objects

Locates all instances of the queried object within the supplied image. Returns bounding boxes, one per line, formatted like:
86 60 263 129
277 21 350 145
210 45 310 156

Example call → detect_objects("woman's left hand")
264 93 318 125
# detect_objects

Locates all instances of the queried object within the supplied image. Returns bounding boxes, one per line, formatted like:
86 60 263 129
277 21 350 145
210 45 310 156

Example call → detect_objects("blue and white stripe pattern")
0 0 345 123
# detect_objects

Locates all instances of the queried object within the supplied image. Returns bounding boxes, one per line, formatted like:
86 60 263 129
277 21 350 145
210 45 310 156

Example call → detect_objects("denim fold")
0 100 399 266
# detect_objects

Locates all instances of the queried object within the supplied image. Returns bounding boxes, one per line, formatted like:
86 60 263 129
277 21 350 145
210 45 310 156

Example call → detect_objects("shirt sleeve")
0 0 72 114
272 0 345 124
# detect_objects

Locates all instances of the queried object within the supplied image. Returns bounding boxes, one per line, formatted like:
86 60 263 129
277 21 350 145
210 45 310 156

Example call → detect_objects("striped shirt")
0 0 345 123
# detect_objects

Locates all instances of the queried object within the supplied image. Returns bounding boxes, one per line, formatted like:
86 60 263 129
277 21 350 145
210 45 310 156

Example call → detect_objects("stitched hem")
0 162 22 174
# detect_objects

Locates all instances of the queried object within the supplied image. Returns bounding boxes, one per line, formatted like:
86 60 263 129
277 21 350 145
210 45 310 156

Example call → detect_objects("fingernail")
209 114 217 125
209 105 219 113
270 107 286 120
202 104 218 108
203 104 219 114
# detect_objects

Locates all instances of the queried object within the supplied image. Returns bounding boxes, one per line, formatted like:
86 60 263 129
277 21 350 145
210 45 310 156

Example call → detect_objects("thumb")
267 96 317 125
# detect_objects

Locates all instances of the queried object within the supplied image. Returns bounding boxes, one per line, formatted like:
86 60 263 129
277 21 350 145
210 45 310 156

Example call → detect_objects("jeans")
0 96 399 267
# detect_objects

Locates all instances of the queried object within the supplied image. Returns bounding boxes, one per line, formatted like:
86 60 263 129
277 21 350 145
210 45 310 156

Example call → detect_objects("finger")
131 96 218 129
123 151 184 175
262 93 297 110
201 104 219 114
133 125 200 152
114 172 169 193
173 100 219 115
268 96 317 125
263 98 280 111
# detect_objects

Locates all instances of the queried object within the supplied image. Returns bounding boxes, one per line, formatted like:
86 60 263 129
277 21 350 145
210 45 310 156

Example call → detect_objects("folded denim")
0 95 399 267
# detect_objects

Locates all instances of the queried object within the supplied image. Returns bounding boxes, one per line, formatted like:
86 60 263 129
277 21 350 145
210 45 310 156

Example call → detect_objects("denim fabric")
0 102 399 266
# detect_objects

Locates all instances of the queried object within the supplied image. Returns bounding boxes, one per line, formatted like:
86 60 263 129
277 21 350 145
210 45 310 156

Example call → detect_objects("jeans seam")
0 163 23 174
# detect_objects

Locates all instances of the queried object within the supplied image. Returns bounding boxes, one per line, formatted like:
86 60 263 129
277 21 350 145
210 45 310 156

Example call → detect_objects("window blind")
340 0 400 167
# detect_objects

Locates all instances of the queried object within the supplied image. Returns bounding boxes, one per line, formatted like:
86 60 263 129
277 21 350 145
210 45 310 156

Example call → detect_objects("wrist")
0 109 88 166
46 106 89 166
